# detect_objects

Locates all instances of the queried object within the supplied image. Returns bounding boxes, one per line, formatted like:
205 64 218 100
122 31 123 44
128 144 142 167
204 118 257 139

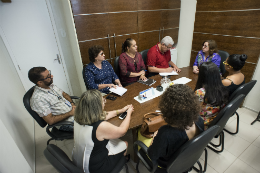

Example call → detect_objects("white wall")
243 57 260 112
0 35 34 172
177 0 197 68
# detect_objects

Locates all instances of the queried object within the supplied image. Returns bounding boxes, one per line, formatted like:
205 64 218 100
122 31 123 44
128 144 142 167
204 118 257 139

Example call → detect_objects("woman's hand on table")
174 66 181 73
139 74 147 81
107 84 117 88
126 104 134 115
193 66 199 74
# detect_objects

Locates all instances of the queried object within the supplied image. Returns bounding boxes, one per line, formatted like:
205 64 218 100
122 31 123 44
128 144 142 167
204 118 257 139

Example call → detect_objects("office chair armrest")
134 140 158 172
48 121 74 128
70 96 80 99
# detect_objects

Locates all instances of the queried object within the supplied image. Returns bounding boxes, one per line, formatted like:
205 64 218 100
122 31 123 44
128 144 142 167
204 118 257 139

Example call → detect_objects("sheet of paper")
172 77 192 84
109 86 127 96
159 71 178 76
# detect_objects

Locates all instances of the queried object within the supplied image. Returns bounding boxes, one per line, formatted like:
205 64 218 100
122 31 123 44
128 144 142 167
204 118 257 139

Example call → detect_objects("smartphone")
119 111 127 120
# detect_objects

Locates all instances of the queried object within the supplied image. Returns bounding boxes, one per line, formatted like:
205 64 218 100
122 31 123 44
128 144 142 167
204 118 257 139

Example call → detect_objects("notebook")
109 86 127 96
138 78 156 86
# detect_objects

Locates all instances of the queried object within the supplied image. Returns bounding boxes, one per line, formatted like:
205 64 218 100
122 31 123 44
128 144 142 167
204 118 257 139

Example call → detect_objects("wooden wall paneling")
196 0 260 11
241 63 257 83
191 33 260 63
138 0 161 10
108 12 138 36
79 39 110 65
106 0 137 12
194 10 260 38
161 0 181 9
70 0 108 14
161 28 178 44
138 31 160 51
161 9 180 29
190 51 198 66
138 11 162 32
74 14 111 41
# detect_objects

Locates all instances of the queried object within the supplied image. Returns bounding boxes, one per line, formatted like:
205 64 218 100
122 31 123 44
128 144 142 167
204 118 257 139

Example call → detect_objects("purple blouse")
193 50 221 68
119 52 146 85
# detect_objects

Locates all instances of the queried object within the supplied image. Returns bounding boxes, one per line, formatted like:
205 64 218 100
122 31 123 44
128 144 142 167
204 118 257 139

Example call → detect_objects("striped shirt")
30 84 73 122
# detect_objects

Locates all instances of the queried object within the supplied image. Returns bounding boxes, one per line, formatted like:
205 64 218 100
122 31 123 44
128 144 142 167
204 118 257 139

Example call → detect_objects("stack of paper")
172 77 192 84
109 86 127 96
159 71 178 76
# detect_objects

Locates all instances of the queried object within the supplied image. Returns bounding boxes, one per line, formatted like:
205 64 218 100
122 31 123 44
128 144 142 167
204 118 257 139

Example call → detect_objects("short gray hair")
74 90 106 125
161 36 174 46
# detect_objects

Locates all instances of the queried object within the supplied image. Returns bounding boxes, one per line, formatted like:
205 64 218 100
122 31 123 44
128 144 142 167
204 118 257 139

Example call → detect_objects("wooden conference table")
106 66 198 129
106 66 197 161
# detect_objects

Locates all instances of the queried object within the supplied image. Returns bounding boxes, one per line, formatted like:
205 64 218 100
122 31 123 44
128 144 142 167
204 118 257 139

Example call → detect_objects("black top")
225 78 245 96
147 118 204 168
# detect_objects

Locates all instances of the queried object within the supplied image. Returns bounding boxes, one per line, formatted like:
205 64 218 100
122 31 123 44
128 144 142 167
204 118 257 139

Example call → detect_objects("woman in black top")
222 54 247 96
148 84 204 173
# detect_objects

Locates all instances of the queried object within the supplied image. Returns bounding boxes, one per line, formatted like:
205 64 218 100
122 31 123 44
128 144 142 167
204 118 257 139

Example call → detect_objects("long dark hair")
195 62 229 106
121 38 133 53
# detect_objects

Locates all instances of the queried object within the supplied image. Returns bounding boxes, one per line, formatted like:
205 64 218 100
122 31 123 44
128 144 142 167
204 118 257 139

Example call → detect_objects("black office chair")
207 94 245 153
224 80 257 133
218 50 229 75
134 125 220 173
23 86 79 145
139 49 149 65
114 56 120 77
44 144 128 173
82 64 88 90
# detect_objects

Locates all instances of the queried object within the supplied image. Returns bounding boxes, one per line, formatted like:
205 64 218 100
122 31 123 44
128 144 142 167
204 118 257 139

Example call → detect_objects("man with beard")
29 67 75 131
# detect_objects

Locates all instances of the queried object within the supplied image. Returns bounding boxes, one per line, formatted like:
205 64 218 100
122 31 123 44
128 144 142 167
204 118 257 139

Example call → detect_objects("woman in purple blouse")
193 40 221 74
119 38 147 86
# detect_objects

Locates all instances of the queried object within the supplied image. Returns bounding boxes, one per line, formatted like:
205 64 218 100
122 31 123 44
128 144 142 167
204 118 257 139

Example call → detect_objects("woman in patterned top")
194 62 229 129
119 38 147 86
85 45 122 93
193 40 221 74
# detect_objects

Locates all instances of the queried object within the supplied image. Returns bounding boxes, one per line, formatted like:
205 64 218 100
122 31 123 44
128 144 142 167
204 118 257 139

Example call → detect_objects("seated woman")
85 45 122 93
222 54 247 96
72 89 134 173
193 40 221 74
195 62 229 128
141 85 204 173
119 38 147 86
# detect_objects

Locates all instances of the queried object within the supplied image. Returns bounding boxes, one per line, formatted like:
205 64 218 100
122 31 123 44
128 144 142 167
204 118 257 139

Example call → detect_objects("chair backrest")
44 144 84 173
167 125 220 173
218 50 229 75
23 86 47 128
139 49 149 65
209 94 245 135
82 64 88 90
229 80 257 102
114 56 120 77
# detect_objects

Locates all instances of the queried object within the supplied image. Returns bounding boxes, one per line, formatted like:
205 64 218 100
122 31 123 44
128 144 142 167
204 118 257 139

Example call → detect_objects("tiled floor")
35 108 260 173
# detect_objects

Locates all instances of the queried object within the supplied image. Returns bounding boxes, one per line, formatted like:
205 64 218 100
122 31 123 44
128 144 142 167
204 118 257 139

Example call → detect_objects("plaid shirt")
30 84 73 122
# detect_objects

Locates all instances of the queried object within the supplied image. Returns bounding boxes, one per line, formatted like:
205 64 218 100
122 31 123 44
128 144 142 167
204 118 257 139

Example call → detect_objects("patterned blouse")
84 60 119 93
195 88 222 129
193 50 221 68
119 52 146 85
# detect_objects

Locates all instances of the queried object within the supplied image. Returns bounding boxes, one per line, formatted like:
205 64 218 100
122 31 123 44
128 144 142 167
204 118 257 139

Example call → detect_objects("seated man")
147 36 181 75
29 67 75 131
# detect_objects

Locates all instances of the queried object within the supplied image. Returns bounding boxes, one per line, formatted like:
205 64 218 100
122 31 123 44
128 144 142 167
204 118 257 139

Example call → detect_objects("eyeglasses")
223 61 233 68
163 44 172 49
202 45 208 48
39 70 52 81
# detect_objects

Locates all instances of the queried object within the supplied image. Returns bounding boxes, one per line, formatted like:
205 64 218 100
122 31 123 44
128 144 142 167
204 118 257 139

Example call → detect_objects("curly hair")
88 45 104 62
159 84 201 130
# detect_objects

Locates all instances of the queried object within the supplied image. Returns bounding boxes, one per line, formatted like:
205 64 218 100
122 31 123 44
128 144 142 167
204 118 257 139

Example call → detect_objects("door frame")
0 2 73 95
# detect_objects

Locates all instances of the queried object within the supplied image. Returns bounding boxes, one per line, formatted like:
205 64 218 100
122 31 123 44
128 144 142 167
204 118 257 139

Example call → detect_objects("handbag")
140 112 167 138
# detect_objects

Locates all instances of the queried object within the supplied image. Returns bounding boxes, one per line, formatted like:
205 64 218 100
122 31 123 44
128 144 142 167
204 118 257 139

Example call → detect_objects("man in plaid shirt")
29 67 76 131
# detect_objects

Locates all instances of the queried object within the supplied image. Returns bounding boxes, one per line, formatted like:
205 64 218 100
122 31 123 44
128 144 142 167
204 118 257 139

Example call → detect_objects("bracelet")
116 110 119 114
141 74 144 76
